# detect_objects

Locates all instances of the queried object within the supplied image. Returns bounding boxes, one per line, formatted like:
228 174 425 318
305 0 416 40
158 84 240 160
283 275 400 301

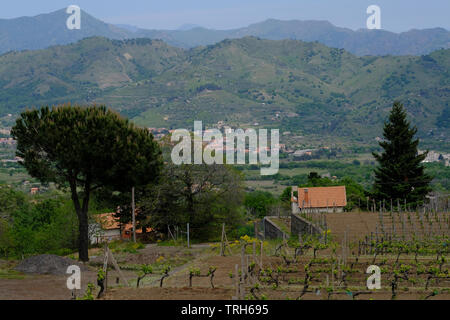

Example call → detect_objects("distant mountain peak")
0 8 448 56
177 23 203 31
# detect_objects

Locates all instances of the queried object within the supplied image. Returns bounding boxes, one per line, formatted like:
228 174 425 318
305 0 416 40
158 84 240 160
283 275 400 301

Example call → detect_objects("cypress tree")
372 101 432 207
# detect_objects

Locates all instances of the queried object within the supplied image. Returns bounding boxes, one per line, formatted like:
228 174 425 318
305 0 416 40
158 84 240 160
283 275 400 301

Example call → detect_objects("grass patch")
270 217 291 236
0 269 26 280
108 240 145 254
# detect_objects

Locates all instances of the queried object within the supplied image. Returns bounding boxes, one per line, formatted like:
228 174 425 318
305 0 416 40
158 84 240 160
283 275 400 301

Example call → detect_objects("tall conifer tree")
372 101 432 207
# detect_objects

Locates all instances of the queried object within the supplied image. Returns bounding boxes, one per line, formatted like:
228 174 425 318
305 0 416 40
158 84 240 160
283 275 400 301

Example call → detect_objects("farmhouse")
90 212 151 244
291 186 347 213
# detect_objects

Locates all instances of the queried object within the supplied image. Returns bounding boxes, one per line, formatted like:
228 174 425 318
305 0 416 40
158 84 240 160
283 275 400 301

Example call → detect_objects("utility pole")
132 187 136 243
187 223 190 248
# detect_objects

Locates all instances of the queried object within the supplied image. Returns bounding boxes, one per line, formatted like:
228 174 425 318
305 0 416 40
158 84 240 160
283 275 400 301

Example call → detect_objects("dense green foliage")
0 186 81 258
137 163 245 241
8 198 78 257
244 191 278 218
372 102 432 206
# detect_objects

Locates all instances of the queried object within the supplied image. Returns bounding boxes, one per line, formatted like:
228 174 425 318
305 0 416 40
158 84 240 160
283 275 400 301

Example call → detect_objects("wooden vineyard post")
168 225 176 241
219 224 233 256
252 241 256 265
238 248 246 300
331 262 334 290
220 223 225 256
187 223 190 249
260 240 263 269
107 246 129 287
241 245 246 285
392 212 396 239
102 243 109 292
370 233 374 254
233 264 239 300
246 255 250 284
131 187 136 243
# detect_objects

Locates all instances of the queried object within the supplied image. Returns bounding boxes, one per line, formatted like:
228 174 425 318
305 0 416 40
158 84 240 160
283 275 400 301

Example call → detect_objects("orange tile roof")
95 213 120 230
297 186 347 208
95 212 153 234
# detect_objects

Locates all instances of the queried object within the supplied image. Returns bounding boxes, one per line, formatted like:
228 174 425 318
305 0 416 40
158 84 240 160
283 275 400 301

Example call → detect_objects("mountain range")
0 36 448 147
0 9 449 56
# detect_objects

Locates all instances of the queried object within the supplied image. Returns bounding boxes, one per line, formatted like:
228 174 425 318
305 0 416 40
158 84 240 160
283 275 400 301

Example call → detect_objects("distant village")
0 122 449 197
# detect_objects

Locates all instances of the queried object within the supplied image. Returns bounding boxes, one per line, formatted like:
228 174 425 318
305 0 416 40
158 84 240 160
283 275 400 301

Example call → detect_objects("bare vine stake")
392 213 395 237
240 260 245 300
260 240 263 269
234 264 239 299
241 245 245 285
246 255 249 283
108 247 129 287
220 223 225 256
168 225 176 241
102 243 109 292
331 261 335 290
252 241 256 265
187 223 190 249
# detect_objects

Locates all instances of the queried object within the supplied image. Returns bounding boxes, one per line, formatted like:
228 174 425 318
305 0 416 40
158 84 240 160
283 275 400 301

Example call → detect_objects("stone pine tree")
372 101 432 207
11 104 162 261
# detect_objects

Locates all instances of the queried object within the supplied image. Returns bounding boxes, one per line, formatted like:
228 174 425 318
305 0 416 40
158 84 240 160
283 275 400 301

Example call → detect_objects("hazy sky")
1 0 449 32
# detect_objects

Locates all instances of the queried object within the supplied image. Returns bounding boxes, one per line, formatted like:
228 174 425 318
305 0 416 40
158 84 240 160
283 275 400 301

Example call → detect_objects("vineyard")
99 208 449 300
1 210 448 300
224 234 449 300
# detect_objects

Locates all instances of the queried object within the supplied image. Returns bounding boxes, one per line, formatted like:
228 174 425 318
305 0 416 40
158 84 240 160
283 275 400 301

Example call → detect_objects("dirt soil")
0 244 209 300
102 287 234 300
1 242 449 300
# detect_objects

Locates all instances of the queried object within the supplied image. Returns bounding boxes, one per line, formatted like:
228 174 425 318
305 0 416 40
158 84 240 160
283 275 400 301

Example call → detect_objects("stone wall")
263 217 288 239
290 213 323 238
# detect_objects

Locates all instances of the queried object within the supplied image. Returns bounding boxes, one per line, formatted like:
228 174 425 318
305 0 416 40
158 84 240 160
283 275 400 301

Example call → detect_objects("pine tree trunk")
70 178 91 262
78 209 89 262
